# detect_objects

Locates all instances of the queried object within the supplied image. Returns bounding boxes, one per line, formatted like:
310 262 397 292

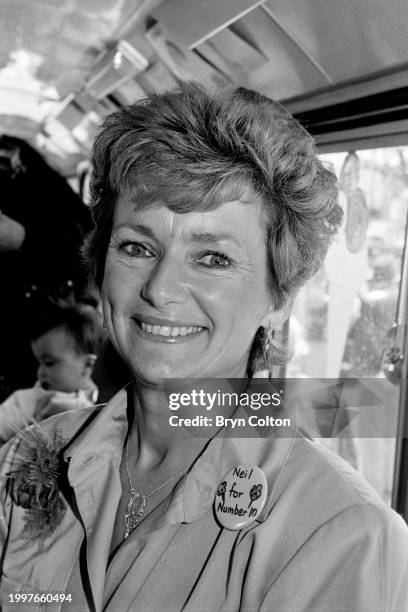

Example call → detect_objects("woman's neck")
128 382 211 471
129 367 249 471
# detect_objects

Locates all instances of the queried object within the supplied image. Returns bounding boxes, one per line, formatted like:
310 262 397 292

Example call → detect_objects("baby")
0 303 105 444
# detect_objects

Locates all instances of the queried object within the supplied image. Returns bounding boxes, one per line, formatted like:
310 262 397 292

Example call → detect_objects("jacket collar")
62 387 128 486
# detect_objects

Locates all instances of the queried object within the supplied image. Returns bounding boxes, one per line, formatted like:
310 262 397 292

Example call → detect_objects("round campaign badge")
214 464 268 530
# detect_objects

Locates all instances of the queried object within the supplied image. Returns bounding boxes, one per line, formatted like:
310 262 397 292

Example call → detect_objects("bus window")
288 146 408 505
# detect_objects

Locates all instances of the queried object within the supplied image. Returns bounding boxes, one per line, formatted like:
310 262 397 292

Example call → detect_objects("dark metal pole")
391 210 408 520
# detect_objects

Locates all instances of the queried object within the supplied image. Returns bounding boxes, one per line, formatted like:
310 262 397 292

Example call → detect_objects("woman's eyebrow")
115 223 157 240
114 225 243 247
189 232 241 247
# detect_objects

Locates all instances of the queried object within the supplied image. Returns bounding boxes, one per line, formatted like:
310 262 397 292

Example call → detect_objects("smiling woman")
1 83 407 612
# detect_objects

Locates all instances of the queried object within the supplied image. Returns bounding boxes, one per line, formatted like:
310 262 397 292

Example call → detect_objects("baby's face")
31 326 89 393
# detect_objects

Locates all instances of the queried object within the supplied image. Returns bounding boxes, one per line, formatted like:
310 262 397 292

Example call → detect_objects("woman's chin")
131 363 201 386
127 350 218 383
128 358 247 386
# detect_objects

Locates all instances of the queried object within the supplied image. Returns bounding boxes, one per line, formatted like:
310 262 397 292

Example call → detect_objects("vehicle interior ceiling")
1 0 408 177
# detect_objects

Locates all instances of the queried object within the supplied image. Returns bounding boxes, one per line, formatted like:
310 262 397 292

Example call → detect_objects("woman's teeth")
140 322 204 337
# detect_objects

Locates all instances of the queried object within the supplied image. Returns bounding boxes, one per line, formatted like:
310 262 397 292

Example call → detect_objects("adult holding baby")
1 83 407 611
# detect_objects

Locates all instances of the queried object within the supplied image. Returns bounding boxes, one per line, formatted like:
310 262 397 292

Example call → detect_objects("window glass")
288 147 408 504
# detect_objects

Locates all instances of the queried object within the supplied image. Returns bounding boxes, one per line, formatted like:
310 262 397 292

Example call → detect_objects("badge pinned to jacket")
214 464 267 530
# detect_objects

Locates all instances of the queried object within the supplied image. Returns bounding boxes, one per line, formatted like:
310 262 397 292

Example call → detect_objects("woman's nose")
141 256 188 307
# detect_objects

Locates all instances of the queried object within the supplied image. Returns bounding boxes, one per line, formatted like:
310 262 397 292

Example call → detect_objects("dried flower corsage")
6 424 68 542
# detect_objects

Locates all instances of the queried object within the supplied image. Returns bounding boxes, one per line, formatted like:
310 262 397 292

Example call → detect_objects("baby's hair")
29 303 105 356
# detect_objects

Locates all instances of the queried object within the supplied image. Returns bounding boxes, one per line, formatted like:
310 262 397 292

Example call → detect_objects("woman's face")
101 194 285 383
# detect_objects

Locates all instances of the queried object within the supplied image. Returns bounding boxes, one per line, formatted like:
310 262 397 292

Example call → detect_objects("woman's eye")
119 242 154 258
198 252 231 269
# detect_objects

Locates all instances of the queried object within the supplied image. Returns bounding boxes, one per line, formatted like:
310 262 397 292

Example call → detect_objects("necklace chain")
123 434 187 540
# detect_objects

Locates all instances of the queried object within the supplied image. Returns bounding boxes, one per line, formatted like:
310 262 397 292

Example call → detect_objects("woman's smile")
133 316 205 342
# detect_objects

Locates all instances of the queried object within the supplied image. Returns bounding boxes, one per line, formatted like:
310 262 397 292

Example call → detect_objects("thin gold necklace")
123 434 187 540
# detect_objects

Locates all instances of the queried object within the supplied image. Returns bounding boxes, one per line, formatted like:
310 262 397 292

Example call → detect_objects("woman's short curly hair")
84 81 342 371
